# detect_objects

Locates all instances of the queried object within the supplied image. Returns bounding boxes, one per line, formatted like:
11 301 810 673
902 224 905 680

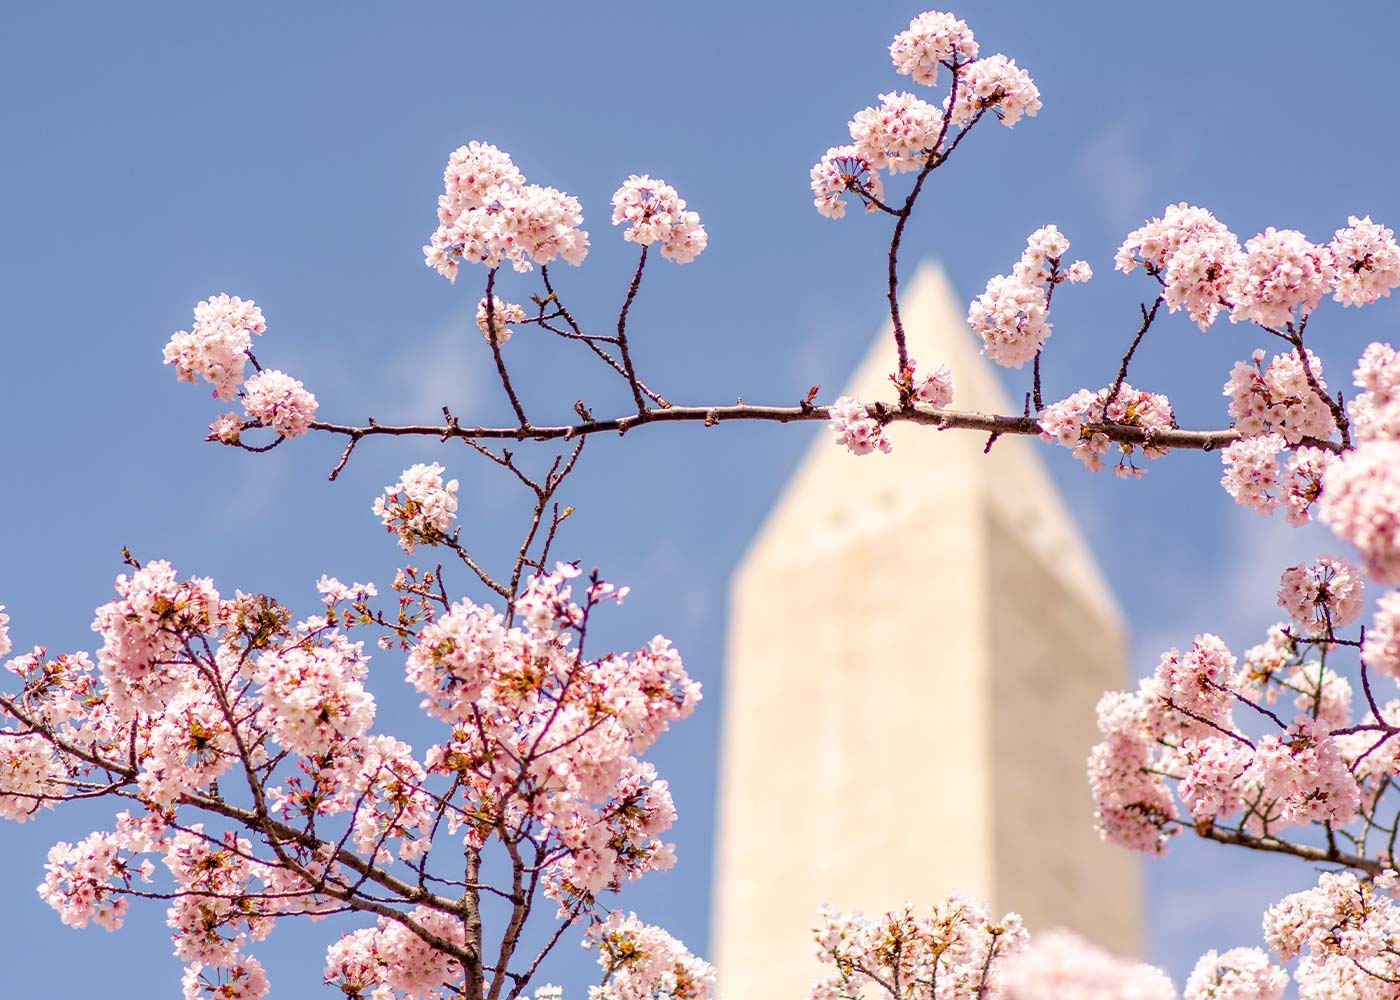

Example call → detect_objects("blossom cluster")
0 555 701 998
372 462 460 554
1088 626 1378 855
968 225 1090 370
164 295 319 445
611 175 708 264
1116 204 1400 330
891 356 955 409
811 11 1038 218
827 396 891 457
587 911 716 1000
424 141 590 280
476 294 527 345
163 294 267 400
1264 871 1400 997
1038 382 1174 477
1223 348 1335 445
811 896 1027 1000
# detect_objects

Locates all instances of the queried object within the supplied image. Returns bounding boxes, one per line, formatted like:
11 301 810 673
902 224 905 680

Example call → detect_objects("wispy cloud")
375 313 492 423
1076 115 1181 228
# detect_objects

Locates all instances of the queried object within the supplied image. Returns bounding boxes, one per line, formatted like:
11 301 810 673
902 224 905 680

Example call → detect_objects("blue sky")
2 1 1399 995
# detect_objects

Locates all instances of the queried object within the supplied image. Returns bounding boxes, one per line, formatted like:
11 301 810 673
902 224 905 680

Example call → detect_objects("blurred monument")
712 262 1141 999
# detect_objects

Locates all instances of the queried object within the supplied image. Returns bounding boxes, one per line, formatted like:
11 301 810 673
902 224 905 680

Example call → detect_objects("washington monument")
712 263 1141 999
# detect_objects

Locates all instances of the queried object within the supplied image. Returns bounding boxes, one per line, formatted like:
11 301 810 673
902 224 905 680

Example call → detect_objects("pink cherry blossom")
1363 591 1400 679
1039 383 1175 477
1183 947 1287 1000
889 11 978 86
1228 228 1334 329
1220 433 1286 515
589 912 717 1000
1116 204 1242 330
848 91 946 173
946 54 1041 128
991 929 1175 1000
809 145 884 219
241 369 317 438
163 294 266 400
1223 349 1335 445
1329 215 1400 307
476 295 527 345
1276 557 1364 636
828 396 891 456
611 176 708 263
1351 341 1400 443
1281 446 1335 526
1318 440 1400 583
812 896 1025 1000
424 142 589 279
968 273 1048 368
1246 714 1360 825
207 412 244 445
372 463 460 554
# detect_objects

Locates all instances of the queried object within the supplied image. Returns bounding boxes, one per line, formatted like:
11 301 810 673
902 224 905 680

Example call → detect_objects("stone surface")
711 262 1141 1000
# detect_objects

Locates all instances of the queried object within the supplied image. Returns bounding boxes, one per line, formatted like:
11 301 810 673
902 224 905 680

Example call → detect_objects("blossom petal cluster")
992 929 1176 1000
1223 348 1335 444
1039 383 1174 477
1227 227 1334 328
477 295 527 345
946 54 1041 129
888 10 978 86
811 896 1027 1000
611 176 707 263
1329 215 1400 307
424 141 589 280
1116 204 1243 330
588 912 716 1000
372 462 460 554
163 294 267 400
1276 557 1364 636
1264 871 1400 997
828 396 891 456
1351 341 1400 443
968 226 1088 369
241 369 318 438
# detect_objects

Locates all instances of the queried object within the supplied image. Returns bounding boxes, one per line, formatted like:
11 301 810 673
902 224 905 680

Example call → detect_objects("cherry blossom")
809 145 884 219
1219 433 1285 514
1182 948 1287 1000
991 929 1175 1000
163 294 267 400
889 10 978 86
476 294 527 345
1363 591 1400 679
1276 557 1364 635
946 55 1041 128
611 176 708 263
1318 440 1400 583
828 396 891 456
424 142 589 279
1329 215 1400 307
1039 383 1175 477
1227 228 1334 328
849 91 946 173
589 912 716 1000
241 369 317 438
373 463 460 554
1116 204 1241 330
1351 340 1400 443
812 896 1026 1000
1223 348 1335 445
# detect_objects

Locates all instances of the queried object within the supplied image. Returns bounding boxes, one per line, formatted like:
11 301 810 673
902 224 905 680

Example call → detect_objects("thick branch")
308 402 1247 469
